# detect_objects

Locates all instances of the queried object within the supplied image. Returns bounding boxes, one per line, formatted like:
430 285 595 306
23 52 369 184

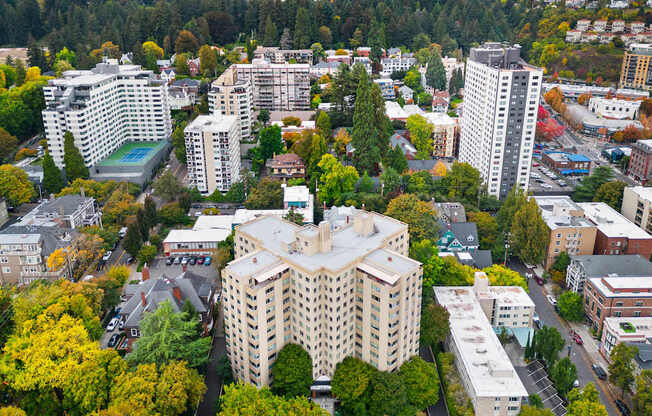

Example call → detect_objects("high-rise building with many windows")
184 114 241 195
208 66 254 141
620 43 652 90
42 63 171 168
459 43 542 199
221 207 422 386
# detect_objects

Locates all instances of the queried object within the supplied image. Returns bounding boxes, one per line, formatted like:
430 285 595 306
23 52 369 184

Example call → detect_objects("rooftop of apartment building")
433 275 528 398
571 254 652 278
532 196 595 229
589 276 652 297
283 185 310 202
578 202 652 239
604 316 652 338
628 43 652 55
16 195 95 227
626 186 652 203
237 59 310 69
48 63 157 87
231 209 416 275
0 225 77 256
633 139 652 152
484 285 536 308
186 114 237 132
469 42 540 73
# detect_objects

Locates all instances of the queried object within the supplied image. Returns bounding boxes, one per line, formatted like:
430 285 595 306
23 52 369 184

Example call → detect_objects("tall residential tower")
459 43 542 199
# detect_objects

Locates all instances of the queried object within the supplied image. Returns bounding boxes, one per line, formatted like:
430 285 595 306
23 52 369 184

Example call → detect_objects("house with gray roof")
566 254 652 293
433 202 466 224
437 222 480 253
17 194 100 229
120 270 214 340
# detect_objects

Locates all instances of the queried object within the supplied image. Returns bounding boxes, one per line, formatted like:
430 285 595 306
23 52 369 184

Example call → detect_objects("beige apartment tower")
221 207 422 386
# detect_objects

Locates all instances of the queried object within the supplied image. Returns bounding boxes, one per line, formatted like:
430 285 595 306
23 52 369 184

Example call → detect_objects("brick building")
628 139 652 185
584 276 652 332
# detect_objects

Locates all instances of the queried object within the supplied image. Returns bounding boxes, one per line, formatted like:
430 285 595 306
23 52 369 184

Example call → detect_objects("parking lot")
517 360 567 416
528 163 578 193
148 256 220 286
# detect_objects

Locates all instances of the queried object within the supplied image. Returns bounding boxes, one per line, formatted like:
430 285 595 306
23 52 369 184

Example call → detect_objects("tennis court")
120 147 152 163
98 141 166 167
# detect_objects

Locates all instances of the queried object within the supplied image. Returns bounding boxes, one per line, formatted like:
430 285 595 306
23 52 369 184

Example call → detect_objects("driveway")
419 345 448 416
197 305 226 416
509 260 617 415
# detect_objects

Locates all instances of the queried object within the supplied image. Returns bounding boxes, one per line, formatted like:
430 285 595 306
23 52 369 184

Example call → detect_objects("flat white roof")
628 186 652 204
163 228 231 244
186 114 237 132
590 276 652 298
604 317 652 338
486 286 535 308
385 101 408 119
193 215 235 231
283 185 310 202
578 202 652 239
0 234 41 245
423 112 457 127
434 286 528 398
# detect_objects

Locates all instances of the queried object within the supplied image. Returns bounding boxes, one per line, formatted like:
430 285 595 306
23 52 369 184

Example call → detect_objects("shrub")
14 147 37 161
437 352 474 416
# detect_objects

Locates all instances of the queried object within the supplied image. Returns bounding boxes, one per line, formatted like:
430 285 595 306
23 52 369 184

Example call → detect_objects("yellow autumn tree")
0 407 27 416
142 41 164 59
47 247 70 271
433 160 447 177
333 128 352 156
24 66 41 82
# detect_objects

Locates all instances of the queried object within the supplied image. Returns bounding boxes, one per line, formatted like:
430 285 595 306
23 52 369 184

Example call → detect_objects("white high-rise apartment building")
42 63 172 168
235 59 310 111
459 43 542 199
222 207 422 386
208 66 254 141
185 114 241 195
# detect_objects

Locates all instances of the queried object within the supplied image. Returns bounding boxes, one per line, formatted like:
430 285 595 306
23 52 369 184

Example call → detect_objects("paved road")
509 260 617 416
419 345 448 416
197 306 226 416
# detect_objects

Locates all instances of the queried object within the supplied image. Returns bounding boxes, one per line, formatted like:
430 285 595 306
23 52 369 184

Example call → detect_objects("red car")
573 333 583 345
533 163 540 167
535 276 544 286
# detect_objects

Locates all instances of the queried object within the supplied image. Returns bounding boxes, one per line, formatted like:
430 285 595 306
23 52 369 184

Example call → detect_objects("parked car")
106 317 119 331
189 257 196 265
125 256 134 264
204 256 212 266
615 399 631 416
573 379 580 388
181 256 190 265
102 250 113 261
166 257 174 265
592 364 607 380
118 319 125 330
173 257 181 265
108 333 120 348
197 257 205 265
573 333 583 345
535 276 544 286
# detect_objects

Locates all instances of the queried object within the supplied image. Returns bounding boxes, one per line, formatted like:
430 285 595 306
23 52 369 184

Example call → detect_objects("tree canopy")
271 344 313 398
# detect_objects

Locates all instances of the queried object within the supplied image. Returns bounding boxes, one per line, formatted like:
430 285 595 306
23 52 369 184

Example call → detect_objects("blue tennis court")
119 148 153 163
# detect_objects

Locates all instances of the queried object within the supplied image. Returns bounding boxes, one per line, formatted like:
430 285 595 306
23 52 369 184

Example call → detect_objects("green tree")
609 342 638 399
632 369 652 416
14 59 26 86
136 208 150 242
284 210 304 225
316 111 332 140
380 167 402 195
257 109 270 126
153 170 184 202
446 162 483 206
55 47 76 66
293 8 311 49
558 291 584 322
126 301 210 368
387 145 409 174
520 405 554 416
198 45 217 76
123 222 142 257
368 371 413 416
259 125 284 161
534 326 565 369
406 114 434 159
143 195 158 229
42 151 65 194
420 299 450 349
0 164 36 205
511 197 548 265
358 171 375 193
550 357 577 398
63 131 89 182
425 52 446 91
385 194 439 241
0 127 18 161
263 16 278 46
567 383 608 416
245 178 283 209
332 357 374 407
497 186 527 232
573 166 613 202
307 133 327 178
218 382 326 415
551 252 571 272
410 239 444 290
467 211 498 250
317 154 359 205
593 180 626 210
175 30 200 54
271 344 313 398
483 264 528 291
136 244 157 265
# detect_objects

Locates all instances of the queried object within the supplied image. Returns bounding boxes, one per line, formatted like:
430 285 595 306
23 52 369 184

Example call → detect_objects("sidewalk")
567 322 609 369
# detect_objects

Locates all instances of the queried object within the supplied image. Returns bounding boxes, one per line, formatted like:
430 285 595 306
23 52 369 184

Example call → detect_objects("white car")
547 295 557 306
106 317 119 331
102 251 112 261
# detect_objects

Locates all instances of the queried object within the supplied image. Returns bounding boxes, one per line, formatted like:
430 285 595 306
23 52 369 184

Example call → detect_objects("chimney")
141 264 150 281
140 291 146 307
172 286 182 302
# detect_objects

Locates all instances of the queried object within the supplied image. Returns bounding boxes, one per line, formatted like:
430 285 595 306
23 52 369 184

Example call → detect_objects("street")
509 260 617 416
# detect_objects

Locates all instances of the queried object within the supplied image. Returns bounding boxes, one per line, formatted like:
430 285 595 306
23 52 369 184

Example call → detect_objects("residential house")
600 317 652 379
187 58 200 76
121 270 213 340
160 69 176 83
390 131 417 159
283 184 314 224
385 101 408 121
267 153 306 182
310 62 342 78
438 251 493 269
352 57 372 74
17 195 100 229
594 20 608 32
432 97 448 113
398 85 413 103
437 222 480 252
566 254 652 293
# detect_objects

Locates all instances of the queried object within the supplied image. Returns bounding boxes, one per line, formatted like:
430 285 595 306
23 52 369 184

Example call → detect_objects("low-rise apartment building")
185 114 241 195
235 60 310 111
16 195 100 229
373 78 395 100
434 274 529 415
222 208 421 386
253 47 312 64
584 276 652 332
282 184 313 224
532 196 598 270
425 113 457 158
578 202 652 259
566 254 652 293
601 316 652 356
628 139 652 185
621 186 652 234
208 66 254 141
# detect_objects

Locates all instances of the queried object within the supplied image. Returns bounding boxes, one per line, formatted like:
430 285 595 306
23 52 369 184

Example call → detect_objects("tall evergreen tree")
14 59 26 86
370 82 392 159
42 151 65 194
124 222 142 257
144 195 158 229
27 39 46 71
63 131 89 182
293 8 311 49
426 52 446 91
263 16 278 46
351 71 382 174
136 208 150 242
388 145 408 174
280 28 293 49
368 18 386 68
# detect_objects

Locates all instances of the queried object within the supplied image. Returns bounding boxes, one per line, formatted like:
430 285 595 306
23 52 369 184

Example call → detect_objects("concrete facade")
621 186 652 235
208 66 254 141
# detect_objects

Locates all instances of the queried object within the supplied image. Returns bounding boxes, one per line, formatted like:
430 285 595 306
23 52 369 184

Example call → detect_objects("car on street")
102 251 113 261
108 333 120 348
547 295 557 306
573 379 580 388
119 319 125 330
535 276 544 286
181 256 189 265
189 257 196 265
173 257 181 265
592 364 607 380
106 317 119 331
573 333 583 345
125 256 134 264
204 256 212 266
533 163 540 167
615 399 631 416
216 290 221 303
166 257 174 265
197 257 205 265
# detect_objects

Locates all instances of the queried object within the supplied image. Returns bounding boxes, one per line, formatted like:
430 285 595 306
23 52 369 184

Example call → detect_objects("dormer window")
467 235 475 242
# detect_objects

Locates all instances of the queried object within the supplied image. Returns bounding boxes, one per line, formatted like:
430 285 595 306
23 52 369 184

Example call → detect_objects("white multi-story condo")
434 273 529 415
42 63 172 168
459 43 542 199
235 59 310 111
222 207 422 386
208 66 254 141
185 114 241 195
